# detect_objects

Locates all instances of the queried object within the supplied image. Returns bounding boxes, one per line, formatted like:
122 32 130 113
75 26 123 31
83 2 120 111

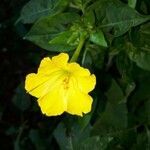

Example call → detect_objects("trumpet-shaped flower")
25 53 96 116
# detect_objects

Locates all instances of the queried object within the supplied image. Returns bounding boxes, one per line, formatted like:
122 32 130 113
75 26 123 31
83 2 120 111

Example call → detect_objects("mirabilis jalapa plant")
18 0 150 149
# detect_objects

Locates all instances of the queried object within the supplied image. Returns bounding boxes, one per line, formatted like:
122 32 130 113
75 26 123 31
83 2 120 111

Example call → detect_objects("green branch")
70 34 86 62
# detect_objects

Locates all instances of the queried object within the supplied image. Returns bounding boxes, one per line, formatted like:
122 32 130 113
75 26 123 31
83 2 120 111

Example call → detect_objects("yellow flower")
25 53 96 116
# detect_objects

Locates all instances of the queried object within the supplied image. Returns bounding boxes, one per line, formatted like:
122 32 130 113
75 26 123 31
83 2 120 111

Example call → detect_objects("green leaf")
139 23 150 52
132 132 149 150
77 136 113 150
48 31 76 51
129 51 150 71
25 13 80 51
90 30 107 47
116 51 134 78
20 0 69 23
82 44 106 69
129 68 150 124
12 83 30 111
127 43 150 71
54 122 112 150
78 96 97 130
129 68 150 105
14 123 27 150
54 123 74 150
101 1 150 36
106 79 125 104
6 126 18 136
54 123 92 150
29 129 47 150
87 0 110 22
83 10 95 27
92 79 127 136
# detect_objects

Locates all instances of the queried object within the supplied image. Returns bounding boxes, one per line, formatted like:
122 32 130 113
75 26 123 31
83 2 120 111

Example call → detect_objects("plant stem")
70 34 86 62
128 0 137 9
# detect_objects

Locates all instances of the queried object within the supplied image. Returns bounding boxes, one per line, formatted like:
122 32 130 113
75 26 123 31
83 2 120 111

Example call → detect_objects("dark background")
0 0 55 149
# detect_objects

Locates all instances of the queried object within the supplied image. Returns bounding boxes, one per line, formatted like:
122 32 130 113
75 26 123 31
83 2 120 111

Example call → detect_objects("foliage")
0 0 150 149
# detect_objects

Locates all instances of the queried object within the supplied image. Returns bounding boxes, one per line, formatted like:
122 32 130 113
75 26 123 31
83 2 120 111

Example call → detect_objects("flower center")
62 70 71 90
63 76 70 90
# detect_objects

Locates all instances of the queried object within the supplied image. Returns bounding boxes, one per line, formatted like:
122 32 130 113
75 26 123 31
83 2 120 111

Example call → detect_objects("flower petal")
66 89 93 116
38 57 58 74
25 73 50 98
52 53 69 67
38 86 67 116
25 71 63 98
75 74 96 93
66 77 93 116
68 62 90 76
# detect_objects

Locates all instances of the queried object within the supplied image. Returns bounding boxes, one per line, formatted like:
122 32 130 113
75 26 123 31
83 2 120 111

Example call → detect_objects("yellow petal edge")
25 53 96 116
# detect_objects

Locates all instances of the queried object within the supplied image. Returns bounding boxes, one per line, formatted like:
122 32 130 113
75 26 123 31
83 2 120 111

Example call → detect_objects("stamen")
63 76 70 90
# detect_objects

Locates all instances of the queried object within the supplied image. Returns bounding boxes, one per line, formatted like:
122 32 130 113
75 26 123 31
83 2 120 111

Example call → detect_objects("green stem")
70 34 86 62
128 0 137 9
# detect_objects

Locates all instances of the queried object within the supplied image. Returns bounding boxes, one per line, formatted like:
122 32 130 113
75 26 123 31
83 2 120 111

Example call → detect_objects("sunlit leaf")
25 13 79 51
90 30 107 47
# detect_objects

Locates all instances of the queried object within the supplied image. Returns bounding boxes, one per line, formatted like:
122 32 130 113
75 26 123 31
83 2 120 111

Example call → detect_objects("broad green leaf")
87 0 110 22
54 123 92 150
129 23 150 51
116 52 136 98
127 43 150 71
129 50 150 71
14 123 27 150
106 79 125 104
29 129 47 150
48 31 76 51
77 136 113 150
132 132 149 150
92 79 127 136
81 44 106 69
130 68 150 103
91 0 150 37
90 30 107 47
20 0 68 23
129 69 150 124
25 13 80 51
54 122 112 150
78 96 97 130
116 51 134 78
54 123 74 150
77 113 92 131
12 83 30 111
83 10 95 27
5 126 18 136
101 2 150 36
139 23 150 52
